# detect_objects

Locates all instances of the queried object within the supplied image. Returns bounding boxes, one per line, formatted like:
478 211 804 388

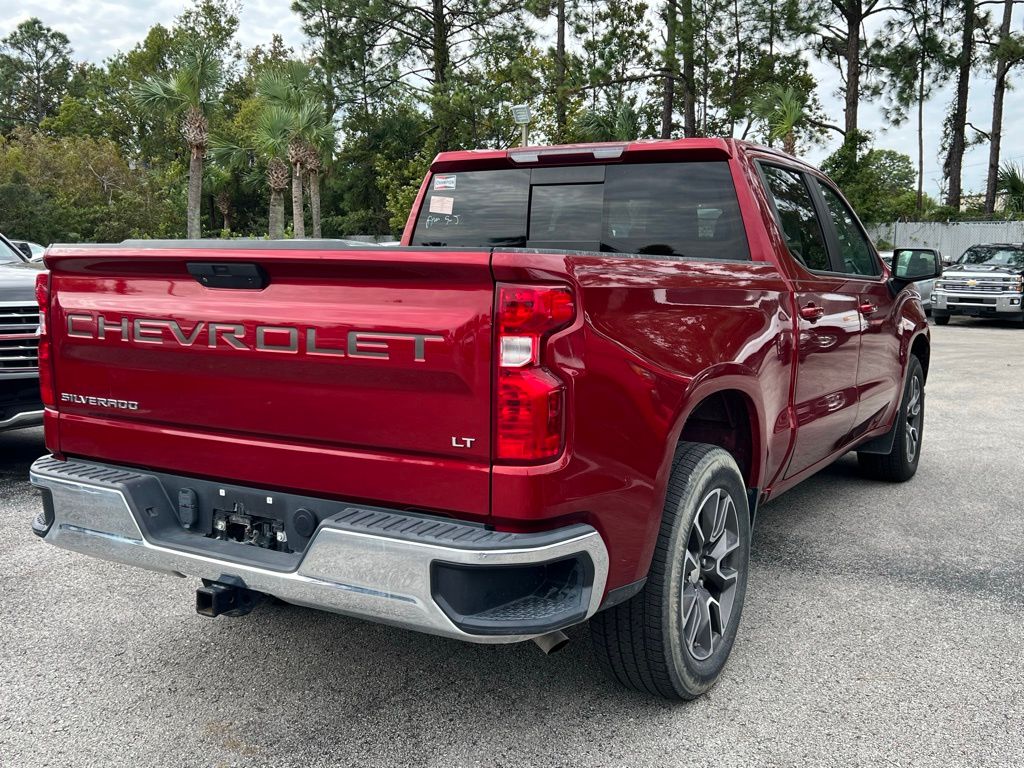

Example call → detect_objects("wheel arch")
631 371 769 595
661 371 768 502
910 331 930 382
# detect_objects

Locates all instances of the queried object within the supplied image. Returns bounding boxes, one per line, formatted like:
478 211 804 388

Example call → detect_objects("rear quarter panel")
491 250 794 589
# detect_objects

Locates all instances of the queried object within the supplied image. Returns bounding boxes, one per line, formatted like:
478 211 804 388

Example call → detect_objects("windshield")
957 245 1024 268
0 235 26 264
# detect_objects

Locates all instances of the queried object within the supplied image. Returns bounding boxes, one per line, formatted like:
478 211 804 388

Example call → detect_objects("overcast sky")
3 0 1022 200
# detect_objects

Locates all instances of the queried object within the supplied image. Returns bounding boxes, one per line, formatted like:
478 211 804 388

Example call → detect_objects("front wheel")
590 443 751 699
933 314 950 326
857 355 925 482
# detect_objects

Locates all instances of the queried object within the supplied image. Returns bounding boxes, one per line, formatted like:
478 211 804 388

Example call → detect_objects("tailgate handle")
187 262 268 290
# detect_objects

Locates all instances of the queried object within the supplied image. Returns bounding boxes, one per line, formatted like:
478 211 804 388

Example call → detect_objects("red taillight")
495 284 575 463
35 272 55 408
498 286 575 334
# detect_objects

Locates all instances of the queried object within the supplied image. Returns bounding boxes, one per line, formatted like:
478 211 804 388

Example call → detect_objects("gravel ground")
1 321 1022 767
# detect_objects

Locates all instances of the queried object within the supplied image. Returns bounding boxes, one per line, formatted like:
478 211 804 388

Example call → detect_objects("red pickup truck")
30 139 938 699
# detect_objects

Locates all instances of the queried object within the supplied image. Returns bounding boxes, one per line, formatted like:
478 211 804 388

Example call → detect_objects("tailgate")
46 245 494 517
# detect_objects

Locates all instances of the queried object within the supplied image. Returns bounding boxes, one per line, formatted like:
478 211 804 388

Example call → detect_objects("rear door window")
412 161 750 260
814 181 881 277
758 164 830 272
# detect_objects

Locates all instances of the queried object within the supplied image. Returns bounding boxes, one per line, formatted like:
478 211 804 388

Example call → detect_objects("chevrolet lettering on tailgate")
64 313 444 362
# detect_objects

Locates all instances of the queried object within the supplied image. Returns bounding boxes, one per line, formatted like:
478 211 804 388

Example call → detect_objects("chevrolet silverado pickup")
0 232 45 432
932 243 1024 326
30 139 938 699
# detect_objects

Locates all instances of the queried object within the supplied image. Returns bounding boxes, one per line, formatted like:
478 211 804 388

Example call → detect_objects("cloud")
0 0 307 63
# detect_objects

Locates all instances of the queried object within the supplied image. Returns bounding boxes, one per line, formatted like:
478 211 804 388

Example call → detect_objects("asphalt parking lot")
1 321 1022 768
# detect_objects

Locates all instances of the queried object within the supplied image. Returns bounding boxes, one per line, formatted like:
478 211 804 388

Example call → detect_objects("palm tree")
211 105 293 239
303 122 335 238
997 163 1024 214
304 145 323 239
204 165 234 234
754 85 806 157
574 98 643 142
134 45 223 239
257 63 333 239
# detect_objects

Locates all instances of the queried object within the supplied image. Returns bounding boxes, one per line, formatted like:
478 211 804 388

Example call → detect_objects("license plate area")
211 507 290 552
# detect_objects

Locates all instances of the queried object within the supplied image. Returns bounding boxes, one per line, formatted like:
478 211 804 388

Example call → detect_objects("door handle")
858 302 877 316
799 303 825 322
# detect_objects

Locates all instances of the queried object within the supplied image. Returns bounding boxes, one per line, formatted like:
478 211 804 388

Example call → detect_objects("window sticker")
429 195 455 214
433 174 456 191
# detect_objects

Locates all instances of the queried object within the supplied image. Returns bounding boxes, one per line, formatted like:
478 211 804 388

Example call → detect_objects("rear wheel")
590 443 751 699
858 355 925 482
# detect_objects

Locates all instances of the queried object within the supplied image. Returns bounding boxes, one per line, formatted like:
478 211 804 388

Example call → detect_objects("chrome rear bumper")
30 456 608 643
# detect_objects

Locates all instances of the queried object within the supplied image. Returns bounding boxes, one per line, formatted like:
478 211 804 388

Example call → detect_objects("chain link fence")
865 221 1024 259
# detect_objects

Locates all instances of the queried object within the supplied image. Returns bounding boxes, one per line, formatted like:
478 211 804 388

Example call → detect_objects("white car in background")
10 240 46 261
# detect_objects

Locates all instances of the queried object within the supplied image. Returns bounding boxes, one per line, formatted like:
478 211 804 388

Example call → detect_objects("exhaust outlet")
532 630 570 655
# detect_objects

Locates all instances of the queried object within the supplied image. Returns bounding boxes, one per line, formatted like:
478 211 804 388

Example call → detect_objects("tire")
933 314 950 326
857 355 925 482
590 443 751 699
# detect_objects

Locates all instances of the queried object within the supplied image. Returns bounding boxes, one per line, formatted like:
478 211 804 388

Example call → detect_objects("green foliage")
0 130 182 241
753 85 806 154
997 163 1024 213
823 136 921 222
0 18 73 131
0 0 1009 241
325 102 430 236
572 97 647 142
133 44 224 121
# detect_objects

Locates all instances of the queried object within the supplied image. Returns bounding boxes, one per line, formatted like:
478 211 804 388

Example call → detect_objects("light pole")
511 103 531 147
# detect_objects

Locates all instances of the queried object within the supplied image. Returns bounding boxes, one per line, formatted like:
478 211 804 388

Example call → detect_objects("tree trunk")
291 163 305 238
985 0 1014 214
431 0 451 151
660 0 677 139
680 0 696 137
187 148 203 239
843 7 861 139
921 59 929 215
269 189 285 240
910 2 939 214
945 0 974 210
728 0 742 137
308 170 322 238
784 131 796 157
555 0 567 141
216 192 232 234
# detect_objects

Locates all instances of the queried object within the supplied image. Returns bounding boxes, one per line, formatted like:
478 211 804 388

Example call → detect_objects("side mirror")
16 242 31 259
890 248 941 282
